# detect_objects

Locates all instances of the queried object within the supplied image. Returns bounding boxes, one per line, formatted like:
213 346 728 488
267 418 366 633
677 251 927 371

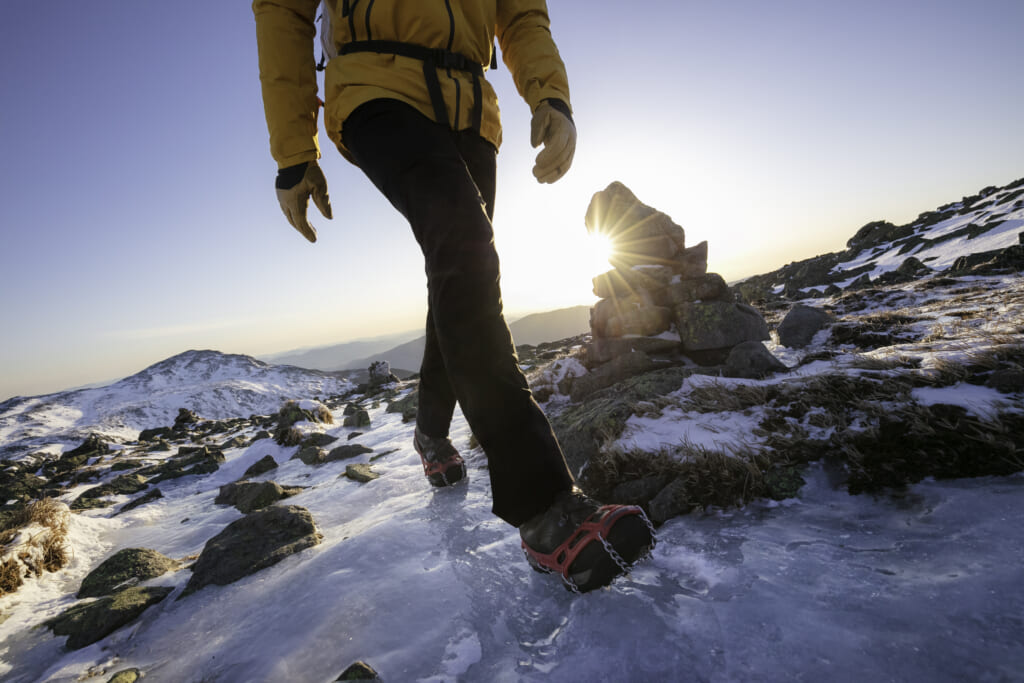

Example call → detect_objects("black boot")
413 427 467 487
520 489 655 592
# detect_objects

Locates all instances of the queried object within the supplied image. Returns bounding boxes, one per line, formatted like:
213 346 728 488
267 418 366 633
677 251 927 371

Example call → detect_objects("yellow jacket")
253 0 572 168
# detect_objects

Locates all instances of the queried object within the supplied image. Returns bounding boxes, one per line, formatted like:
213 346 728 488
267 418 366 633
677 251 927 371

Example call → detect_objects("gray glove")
530 100 576 184
275 160 333 243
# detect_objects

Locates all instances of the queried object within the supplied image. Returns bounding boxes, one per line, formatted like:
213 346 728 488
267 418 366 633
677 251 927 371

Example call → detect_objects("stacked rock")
584 182 770 366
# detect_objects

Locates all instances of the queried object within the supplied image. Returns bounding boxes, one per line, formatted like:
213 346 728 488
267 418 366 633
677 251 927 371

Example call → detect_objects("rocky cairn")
584 182 770 367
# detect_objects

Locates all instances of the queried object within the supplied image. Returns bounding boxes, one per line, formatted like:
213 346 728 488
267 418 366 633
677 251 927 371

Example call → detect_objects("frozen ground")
2 386 1022 682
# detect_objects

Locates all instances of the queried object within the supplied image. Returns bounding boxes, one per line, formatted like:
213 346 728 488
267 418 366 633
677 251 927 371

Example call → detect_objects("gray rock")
777 304 833 349
343 410 371 428
46 586 173 650
586 182 687 266
610 475 671 506
301 433 339 448
584 335 680 366
674 240 708 277
368 361 399 386
78 548 180 598
723 341 789 379
591 294 672 338
648 478 689 524
592 265 674 299
326 444 374 463
294 446 326 465
386 391 418 422
658 273 733 306
182 506 322 597
215 481 301 513
337 661 381 680
675 302 770 351
344 464 380 483
242 455 279 479
72 474 149 510
570 351 655 402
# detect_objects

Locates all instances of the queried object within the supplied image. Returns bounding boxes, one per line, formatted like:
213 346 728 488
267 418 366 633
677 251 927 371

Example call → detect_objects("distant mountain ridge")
343 305 592 372
259 329 421 372
736 177 1024 301
0 350 351 457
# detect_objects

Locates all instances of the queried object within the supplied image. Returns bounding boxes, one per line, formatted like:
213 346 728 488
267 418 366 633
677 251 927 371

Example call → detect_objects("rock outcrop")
181 505 322 597
584 182 771 368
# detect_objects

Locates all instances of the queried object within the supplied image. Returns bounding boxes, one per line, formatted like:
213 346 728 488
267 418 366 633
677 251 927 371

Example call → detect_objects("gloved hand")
530 100 576 184
275 160 333 243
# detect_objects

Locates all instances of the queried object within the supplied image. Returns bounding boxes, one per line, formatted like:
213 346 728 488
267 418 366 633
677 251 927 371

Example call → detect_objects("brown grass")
0 498 70 595
0 558 23 594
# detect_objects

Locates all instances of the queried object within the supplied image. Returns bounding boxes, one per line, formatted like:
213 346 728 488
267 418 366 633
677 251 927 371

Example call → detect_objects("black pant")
342 99 573 526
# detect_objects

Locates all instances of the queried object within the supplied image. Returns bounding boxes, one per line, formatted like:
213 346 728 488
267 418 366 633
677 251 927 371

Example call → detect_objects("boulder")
777 304 833 349
344 464 380 483
326 444 374 463
368 361 399 386
648 478 690 524
675 302 770 351
71 474 149 510
182 506 322 597
78 548 180 598
673 240 708 277
242 455 279 479
293 446 326 465
301 433 339 448
586 182 687 266
343 410 371 428
570 351 656 402
657 273 733 307
591 295 672 338
336 661 381 681
723 341 789 379
46 586 173 650
215 481 301 513
173 408 202 430
584 336 680 367
385 391 418 422
592 265 674 299
107 670 143 683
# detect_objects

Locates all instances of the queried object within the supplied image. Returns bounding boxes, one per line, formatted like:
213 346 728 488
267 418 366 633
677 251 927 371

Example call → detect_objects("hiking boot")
520 489 655 593
413 427 467 487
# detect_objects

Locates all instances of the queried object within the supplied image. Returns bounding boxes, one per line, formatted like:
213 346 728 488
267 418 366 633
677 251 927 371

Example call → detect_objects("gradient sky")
1 0 1022 400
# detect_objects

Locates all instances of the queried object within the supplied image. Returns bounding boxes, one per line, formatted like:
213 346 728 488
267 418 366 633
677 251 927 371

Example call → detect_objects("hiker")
252 0 654 591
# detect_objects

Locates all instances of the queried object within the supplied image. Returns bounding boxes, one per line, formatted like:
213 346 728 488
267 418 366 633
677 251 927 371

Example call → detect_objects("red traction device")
521 504 646 578
419 452 456 478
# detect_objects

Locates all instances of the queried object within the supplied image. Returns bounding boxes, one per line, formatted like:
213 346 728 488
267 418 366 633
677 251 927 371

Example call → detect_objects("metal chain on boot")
597 532 633 575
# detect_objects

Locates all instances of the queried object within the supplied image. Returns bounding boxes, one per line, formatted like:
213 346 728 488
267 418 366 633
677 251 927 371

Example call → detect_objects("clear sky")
1 0 1022 400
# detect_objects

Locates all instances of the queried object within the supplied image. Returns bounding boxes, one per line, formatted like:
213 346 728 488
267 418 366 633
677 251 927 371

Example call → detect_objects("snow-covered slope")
0 350 352 457
737 177 1024 298
1 182 1023 682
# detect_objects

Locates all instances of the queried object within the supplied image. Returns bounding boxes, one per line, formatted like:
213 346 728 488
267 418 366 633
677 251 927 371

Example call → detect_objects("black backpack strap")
339 40 485 133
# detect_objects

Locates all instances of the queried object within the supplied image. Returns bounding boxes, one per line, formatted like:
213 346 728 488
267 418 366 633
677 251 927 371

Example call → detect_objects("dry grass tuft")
847 354 921 371
0 498 71 596
584 441 768 511
681 381 771 413
0 558 23 594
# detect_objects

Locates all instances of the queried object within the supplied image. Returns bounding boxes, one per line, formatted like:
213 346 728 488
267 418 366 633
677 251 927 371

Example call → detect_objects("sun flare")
584 230 614 276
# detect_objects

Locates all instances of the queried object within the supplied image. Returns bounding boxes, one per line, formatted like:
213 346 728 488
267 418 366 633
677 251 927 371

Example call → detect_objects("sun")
584 230 614 276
